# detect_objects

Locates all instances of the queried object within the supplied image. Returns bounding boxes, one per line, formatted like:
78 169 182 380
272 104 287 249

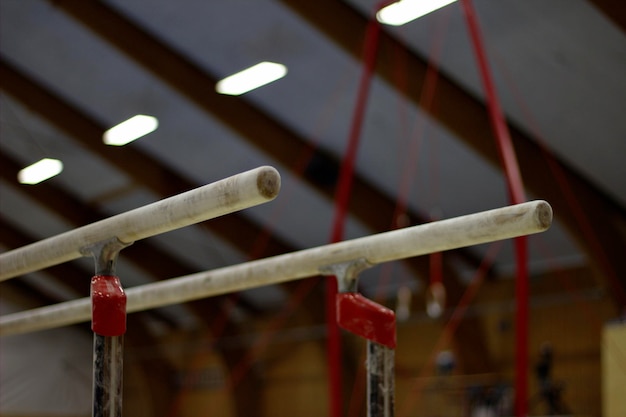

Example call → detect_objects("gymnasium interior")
1 1 625 416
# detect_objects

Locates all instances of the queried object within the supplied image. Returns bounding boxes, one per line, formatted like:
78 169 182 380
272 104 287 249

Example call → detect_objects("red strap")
336 292 396 349
460 1 528 415
327 16 382 417
91 275 127 336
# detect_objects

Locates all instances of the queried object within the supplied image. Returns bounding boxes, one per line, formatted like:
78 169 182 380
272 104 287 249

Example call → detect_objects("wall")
603 320 626 417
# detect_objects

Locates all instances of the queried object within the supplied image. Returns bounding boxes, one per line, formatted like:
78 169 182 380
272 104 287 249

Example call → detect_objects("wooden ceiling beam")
48 0 484 272
0 57 294 260
0 57 328 324
281 0 626 307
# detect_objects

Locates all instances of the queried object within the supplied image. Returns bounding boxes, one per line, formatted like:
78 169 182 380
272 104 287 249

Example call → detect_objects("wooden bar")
0 200 552 336
0 166 281 281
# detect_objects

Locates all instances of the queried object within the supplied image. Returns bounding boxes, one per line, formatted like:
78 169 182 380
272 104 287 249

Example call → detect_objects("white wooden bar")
0 166 281 281
0 200 552 336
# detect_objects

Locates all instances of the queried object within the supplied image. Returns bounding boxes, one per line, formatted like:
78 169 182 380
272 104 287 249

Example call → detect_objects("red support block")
336 292 396 349
91 275 127 336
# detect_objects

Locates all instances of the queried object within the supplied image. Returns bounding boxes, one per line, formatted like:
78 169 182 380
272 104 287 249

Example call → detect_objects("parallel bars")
0 199 552 336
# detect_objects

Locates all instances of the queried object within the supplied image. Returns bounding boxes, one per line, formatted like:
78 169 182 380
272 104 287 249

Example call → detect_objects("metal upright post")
83 238 130 417
324 258 396 417
367 341 395 417
93 333 124 417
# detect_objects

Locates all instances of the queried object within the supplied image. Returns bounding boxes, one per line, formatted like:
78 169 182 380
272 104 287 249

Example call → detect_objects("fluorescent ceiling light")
103 114 159 146
216 62 287 96
377 0 457 26
18 158 63 185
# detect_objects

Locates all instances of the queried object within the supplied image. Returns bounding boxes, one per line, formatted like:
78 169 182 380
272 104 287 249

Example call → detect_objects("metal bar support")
367 341 395 417
327 258 396 417
93 335 124 417
83 238 129 417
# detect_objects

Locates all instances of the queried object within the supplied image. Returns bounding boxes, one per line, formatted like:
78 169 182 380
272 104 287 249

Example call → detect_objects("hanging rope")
459 2 528 417
347 8 453 415
327 13 382 417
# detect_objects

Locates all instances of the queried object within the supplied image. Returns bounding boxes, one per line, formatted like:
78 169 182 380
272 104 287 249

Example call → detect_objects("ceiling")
1 0 625 329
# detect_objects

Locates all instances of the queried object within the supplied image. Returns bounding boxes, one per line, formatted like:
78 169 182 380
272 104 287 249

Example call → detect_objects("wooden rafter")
47 0 484 272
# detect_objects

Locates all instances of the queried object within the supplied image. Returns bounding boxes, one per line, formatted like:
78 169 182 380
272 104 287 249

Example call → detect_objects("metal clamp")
319 257 372 293
81 237 131 417
80 237 132 276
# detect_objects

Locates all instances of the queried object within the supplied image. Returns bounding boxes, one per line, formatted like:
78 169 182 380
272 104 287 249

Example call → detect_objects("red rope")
460 2 528 416
327 15 381 417
496 52 626 303
493 49 626 398
490 49 626 307
345 9 452 415
512 236 529 416
461 0 529 417
460 2 524 204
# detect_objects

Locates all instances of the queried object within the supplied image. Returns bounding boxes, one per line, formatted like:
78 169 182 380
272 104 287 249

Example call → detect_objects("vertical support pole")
93 334 124 417
325 258 396 417
460 1 528 414
514 236 529 417
82 238 130 417
367 341 395 417
327 13 381 416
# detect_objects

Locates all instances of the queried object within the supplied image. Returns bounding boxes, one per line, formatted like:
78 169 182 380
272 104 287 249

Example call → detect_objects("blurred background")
1 0 625 416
